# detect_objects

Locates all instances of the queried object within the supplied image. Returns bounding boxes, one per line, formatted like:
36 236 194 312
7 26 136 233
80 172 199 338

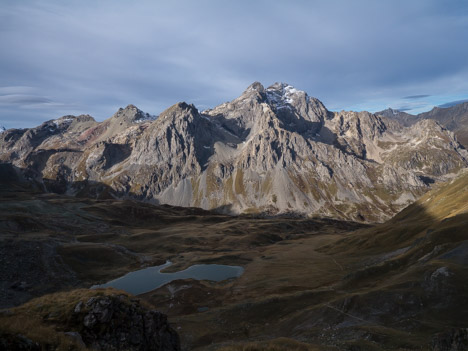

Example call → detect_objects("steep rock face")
419 102 468 148
126 102 217 202
377 102 468 148
205 81 269 139
384 120 467 176
264 82 328 135
326 110 388 160
1 83 467 222
377 108 416 127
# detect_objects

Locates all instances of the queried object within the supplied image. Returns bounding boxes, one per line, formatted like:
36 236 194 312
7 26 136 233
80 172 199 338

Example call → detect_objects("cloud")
438 99 468 108
0 94 52 105
403 95 431 100
395 103 431 112
1 0 468 127
0 86 36 94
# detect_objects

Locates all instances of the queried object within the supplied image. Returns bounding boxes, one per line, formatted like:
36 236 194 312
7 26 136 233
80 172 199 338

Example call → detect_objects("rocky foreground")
0 290 180 350
1 82 467 222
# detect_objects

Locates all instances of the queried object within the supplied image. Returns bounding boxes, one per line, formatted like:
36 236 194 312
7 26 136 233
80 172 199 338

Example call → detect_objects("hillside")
1 168 467 350
172 169 468 350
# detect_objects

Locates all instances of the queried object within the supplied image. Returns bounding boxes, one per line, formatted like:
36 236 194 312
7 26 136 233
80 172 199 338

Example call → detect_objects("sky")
1 0 468 129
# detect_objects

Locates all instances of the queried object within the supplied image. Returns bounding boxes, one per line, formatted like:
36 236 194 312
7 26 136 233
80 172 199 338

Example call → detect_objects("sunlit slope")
304 171 468 349
200 172 468 350
330 169 468 253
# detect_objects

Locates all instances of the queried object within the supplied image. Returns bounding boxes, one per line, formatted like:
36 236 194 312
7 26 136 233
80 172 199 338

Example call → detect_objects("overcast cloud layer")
1 0 468 128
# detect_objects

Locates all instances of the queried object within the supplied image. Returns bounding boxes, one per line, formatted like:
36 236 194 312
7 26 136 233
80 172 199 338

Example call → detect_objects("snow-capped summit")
0 126 6 133
53 116 75 127
266 82 306 108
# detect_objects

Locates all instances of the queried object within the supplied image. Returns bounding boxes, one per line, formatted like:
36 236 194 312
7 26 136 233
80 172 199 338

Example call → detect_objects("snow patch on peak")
385 108 401 116
53 117 74 127
266 83 304 110
0 126 5 133
284 85 298 95
379 108 403 117
135 113 157 123
284 86 298 104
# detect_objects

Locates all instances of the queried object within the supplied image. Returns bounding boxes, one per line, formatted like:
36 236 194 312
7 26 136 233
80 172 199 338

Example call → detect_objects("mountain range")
1 82 468 350
0 152 467 351
1 82 467 222
377 102 468 148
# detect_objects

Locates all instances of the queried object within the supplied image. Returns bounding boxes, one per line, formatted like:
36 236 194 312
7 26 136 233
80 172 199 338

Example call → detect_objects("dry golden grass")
0 288 140 351
1 290 97 350
0 315 84 351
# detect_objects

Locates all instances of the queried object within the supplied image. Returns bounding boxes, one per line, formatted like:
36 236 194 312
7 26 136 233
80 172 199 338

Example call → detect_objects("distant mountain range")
1 82 467 222
377 101 468 148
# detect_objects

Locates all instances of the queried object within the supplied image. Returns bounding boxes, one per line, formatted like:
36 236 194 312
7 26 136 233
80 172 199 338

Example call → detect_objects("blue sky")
1 0 468 128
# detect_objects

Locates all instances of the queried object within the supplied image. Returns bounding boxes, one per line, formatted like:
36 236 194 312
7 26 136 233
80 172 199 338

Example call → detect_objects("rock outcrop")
1 82 467 222
432 328 468 351
0 331 41 351
74 294 180 351
377 101 468 148
0 292 181 351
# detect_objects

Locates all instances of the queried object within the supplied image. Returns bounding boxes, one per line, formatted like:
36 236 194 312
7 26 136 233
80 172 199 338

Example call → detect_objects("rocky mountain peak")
263 82 328 133
52 114 96 127
414 101 468 148
1 83 467 223
423 101 468 117
76 114 96 123
267 82 300 92
235 82 267 105
244 81 265 94
112 104 155 123
158 102 199 122
375 108 417 127
265 82 326 112
266 82 305 105
378 108 402 116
